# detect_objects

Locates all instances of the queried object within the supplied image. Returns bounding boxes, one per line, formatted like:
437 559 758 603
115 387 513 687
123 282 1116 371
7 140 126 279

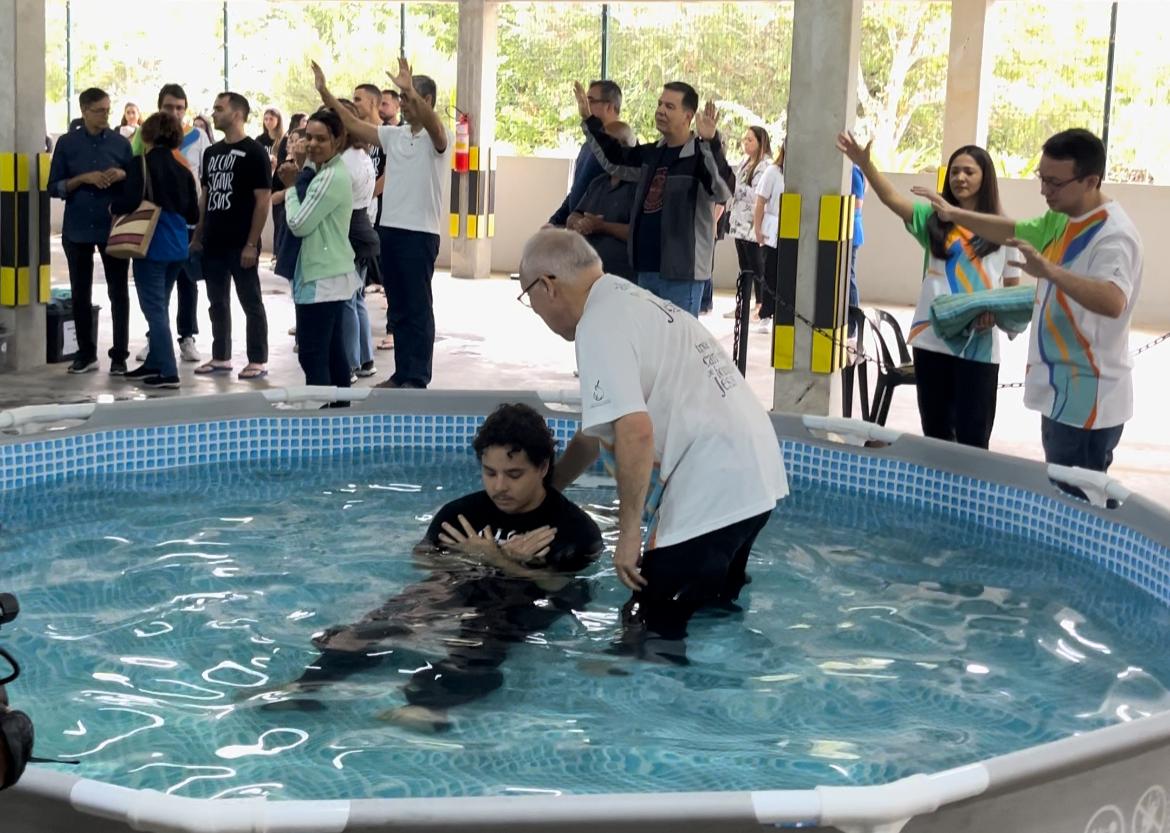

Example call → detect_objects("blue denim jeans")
1040 415 1124 472
342 288 374 370
637 272 704 318
132 258 183 376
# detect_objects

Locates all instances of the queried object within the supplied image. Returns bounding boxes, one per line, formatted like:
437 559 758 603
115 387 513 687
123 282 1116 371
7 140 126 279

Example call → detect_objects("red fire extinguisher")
455 112 470 173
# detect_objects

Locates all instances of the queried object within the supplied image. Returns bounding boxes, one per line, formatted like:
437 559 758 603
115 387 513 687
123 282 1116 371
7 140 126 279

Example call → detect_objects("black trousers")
294 300 351 388
175 264 199 340
378 226 440 387
760 244 779 320
734 238 768 311
202 249 269 363
61 238 131 362
621 510 772 662
912 347 1000 449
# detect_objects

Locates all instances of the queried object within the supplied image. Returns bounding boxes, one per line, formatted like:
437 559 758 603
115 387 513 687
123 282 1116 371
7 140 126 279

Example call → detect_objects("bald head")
519 229 602 288
604 120 636 149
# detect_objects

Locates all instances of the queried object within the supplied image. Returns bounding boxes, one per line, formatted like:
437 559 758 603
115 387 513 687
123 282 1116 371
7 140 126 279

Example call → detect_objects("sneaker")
124 364 158 380
142 374 181 389
178 337 201 362
355 360 377 378
755 318 773 334
109 359 128 376
67 357 98 374
287 326 297 336
135 344 149 362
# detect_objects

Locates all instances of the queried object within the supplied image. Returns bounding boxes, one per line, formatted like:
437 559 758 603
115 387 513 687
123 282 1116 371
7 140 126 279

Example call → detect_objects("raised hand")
310 60 328 95
696 100 718 140
573 81 590 121
389 56 413 94
276 161 299 188
1005 237 1054 280
835 131 872 168
909 185 955 222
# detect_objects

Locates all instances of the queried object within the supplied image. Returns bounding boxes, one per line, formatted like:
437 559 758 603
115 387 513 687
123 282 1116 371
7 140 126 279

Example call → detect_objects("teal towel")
929 285 1035 340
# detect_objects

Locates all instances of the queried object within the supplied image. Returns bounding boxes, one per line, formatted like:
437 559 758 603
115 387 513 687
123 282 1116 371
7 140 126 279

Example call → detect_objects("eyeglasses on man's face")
1036 172 1086 191
517 274 552 308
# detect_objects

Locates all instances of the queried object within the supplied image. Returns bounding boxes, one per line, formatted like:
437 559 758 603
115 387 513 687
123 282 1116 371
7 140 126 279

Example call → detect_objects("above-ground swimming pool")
2 389 1170 833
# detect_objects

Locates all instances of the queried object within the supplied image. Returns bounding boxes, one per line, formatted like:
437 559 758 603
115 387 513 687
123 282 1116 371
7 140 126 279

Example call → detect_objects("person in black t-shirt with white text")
257 403 602 732
192 92 272 381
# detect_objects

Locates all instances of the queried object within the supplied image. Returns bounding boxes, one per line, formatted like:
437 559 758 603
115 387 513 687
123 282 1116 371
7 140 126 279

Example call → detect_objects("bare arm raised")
311 61 381 148
836 131 914 225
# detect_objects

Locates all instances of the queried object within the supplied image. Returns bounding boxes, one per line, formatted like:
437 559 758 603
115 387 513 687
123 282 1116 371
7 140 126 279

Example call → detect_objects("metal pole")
600 3 610 79
222 2 230 91
1101 1 1119 167
400 2 407 56
65 1 73 125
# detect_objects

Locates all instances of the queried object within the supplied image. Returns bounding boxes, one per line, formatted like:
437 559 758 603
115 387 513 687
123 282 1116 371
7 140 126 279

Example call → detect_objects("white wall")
49 159 1169 331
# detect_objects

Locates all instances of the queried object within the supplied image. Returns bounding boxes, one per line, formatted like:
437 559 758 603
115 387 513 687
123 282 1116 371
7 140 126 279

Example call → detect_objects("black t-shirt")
256 132 276 152
424 489 603 573
368 144 386 225
633 144 682 273
200 138 273 253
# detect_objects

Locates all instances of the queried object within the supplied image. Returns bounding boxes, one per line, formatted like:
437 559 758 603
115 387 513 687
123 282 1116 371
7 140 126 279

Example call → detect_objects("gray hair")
519 229 602 286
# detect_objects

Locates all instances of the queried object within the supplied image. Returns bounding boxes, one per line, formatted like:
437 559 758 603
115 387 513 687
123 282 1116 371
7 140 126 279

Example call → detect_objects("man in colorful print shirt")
913 129 1142 472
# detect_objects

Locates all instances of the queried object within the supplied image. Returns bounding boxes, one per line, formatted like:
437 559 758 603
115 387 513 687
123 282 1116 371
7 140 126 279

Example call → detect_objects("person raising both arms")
837 133 1019 449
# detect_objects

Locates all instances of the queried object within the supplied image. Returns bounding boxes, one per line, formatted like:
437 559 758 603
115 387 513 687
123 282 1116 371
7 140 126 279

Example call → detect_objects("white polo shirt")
376 124 452 236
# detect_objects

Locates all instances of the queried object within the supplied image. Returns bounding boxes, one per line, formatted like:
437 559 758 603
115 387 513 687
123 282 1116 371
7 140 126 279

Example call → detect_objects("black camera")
0 592 35 791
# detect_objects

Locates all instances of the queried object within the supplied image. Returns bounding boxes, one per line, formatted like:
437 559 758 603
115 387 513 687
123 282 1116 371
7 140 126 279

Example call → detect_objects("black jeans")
621 510 772 662
734 238 767 310
912 347 1000 449
201 249 269 363
1041 415 1124 472
760 244 779 320
175 261 199 340
378 226 440 387
294 300 351 388
61 238 130 362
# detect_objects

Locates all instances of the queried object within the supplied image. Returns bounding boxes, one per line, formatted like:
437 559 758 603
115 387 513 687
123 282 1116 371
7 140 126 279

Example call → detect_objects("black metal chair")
868 308 917 426
841 306 874 421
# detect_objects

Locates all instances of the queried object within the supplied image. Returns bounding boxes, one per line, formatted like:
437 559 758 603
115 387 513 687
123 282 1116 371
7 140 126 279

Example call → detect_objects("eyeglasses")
586 97 609 106
517 274 552 307
1036 172 1086 190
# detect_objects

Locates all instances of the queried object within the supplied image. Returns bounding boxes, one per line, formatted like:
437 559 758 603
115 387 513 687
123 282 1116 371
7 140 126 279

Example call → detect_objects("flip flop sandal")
238 367 269 380
376 337 395 351
194 363 233 375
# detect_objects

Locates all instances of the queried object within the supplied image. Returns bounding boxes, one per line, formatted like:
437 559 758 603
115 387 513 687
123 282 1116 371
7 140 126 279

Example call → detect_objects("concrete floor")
3 236 1169 509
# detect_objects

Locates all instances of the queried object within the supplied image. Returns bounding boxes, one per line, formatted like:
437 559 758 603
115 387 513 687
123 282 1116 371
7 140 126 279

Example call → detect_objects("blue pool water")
2 447 1170 800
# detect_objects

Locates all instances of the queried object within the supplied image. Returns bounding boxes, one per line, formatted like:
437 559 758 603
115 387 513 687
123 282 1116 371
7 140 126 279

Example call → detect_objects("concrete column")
0 0 47 372
450 0 497 280
773 0 861 415
941 0 994 156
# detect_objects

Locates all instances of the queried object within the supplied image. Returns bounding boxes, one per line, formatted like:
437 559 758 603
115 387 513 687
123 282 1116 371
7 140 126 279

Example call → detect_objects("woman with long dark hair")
110 112 199 389
837 134 1019 448
275 109 356 392
726 125 772 321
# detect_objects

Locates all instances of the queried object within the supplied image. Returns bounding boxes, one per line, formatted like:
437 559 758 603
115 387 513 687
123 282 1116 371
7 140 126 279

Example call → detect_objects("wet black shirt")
424 489 603 572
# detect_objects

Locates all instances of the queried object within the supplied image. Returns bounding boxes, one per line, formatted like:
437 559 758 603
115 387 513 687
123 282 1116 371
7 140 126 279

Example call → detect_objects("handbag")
106 156 161 259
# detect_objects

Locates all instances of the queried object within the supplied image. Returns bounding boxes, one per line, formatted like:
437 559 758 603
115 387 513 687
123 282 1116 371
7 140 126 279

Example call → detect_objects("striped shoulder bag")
107 155 160 259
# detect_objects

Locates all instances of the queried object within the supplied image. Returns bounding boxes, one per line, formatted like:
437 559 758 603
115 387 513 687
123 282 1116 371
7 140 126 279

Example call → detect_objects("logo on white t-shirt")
696 340 740 398
592 380 608 404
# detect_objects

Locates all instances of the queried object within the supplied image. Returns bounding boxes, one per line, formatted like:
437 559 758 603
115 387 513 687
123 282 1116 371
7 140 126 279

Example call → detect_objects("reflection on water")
2 449 1169 799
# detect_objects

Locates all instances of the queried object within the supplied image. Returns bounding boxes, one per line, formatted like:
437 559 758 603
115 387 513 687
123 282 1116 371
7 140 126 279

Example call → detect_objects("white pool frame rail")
2 389 1170 833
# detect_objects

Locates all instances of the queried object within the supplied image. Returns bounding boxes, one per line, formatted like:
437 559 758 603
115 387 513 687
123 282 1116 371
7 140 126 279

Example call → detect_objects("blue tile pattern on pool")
1 414 1167 608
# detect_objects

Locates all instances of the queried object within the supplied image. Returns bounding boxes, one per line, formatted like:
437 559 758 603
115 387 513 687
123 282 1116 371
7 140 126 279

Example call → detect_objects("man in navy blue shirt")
48 87 133 374
547 80 622 227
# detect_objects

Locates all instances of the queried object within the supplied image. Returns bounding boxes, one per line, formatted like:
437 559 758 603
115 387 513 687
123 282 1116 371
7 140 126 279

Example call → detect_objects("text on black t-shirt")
200 138 273 252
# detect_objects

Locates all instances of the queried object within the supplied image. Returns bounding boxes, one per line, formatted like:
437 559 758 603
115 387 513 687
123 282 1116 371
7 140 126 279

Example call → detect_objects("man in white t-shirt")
913 129 1143 472
313 58 452 389
518 229 789 661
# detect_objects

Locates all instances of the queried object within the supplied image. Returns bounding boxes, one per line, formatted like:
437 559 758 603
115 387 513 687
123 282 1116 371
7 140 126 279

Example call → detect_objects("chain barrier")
747 288 1170 390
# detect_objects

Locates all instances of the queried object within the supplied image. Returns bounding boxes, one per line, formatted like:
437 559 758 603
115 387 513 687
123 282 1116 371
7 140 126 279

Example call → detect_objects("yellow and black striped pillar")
810 193 854 374
0 152 35 307
772 192 801 371
449 146 496 241
37 153 51 303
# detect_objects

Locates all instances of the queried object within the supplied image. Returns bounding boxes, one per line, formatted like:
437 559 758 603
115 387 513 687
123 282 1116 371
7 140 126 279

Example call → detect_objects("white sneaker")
179 337 201 362
755 318 773 334
135 343 149 362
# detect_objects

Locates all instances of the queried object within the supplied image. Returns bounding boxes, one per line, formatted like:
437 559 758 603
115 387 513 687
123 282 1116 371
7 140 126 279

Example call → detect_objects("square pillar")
450 0 497 280
941 0 994 156
0 0 48 372
772 0 862 416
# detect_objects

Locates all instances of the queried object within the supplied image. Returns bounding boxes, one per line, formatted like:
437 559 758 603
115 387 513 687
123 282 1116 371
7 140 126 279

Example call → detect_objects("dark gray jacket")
582 115 733 282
